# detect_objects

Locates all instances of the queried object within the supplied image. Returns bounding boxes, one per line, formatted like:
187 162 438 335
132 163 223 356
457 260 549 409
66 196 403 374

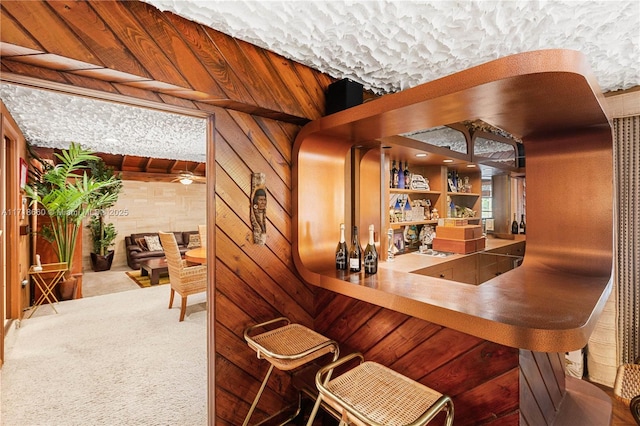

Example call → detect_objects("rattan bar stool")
243 317 340 426
311 352 454 426
614 360 640 426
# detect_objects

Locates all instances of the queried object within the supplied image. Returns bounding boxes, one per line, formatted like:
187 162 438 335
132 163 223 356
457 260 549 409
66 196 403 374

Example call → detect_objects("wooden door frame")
0 76 216 423
1 100 24 366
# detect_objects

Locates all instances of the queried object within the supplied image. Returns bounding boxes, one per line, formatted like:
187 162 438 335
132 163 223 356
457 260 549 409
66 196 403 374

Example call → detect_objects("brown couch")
125 231 200 269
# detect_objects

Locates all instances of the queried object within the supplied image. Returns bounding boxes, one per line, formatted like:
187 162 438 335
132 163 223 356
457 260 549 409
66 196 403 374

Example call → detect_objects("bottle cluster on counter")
511 214 526 235
336 224 378 274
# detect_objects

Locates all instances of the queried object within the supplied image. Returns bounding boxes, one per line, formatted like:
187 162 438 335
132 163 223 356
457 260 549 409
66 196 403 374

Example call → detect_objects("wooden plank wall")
519 351 566 426
213 109 320 425
315 289 521 425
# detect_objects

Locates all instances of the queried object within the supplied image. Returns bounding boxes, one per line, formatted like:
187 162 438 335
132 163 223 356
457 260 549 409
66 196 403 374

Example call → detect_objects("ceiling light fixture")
466 164 477 168
415 153 427 157
443 159 454 163
179 176 193 185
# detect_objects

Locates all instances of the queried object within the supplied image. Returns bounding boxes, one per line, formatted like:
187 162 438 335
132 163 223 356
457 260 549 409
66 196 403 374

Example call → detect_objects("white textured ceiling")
146 0 640 94
0 84 207 162
1 0 638 161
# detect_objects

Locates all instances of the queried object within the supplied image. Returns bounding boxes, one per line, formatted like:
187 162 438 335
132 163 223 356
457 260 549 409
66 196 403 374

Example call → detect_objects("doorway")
0 82 214 423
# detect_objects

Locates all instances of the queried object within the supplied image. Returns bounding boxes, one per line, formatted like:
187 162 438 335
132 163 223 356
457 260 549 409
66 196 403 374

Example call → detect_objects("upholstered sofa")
125 231 200 269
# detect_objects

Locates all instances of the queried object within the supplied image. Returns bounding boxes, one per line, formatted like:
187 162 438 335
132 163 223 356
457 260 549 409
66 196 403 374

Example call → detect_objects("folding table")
27 262 67 318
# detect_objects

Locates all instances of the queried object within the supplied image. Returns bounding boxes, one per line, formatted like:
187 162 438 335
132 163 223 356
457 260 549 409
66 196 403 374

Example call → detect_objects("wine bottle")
348 225 362 272
403 162 410 189
520 214 526 235
335 223 348 270
397 161 405 189
363 224 378 274
390 160 398 188
511 213 519 234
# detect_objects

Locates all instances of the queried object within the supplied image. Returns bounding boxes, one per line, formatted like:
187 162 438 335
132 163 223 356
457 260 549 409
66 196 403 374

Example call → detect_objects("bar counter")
379 235 526 273
314 236 611 353
292 50 614 424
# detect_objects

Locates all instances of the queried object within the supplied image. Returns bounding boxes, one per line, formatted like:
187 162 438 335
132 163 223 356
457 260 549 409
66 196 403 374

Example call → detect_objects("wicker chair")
614 360 640 425
158 231 207 321
312 352 454 426
198 224 207 250
243 317 339 426
630 395 640 425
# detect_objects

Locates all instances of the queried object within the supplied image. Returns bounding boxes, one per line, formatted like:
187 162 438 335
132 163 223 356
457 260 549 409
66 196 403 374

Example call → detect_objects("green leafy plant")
86 158 122 257
24 142 120 271
88 215 118 255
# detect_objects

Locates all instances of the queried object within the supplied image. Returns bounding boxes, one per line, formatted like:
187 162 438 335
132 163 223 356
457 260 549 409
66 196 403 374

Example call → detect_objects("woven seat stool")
243 317 339 426
614 361 640 424
311 352 454 426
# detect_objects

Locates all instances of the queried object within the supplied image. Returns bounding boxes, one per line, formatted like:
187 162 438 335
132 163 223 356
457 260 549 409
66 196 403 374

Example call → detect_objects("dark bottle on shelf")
511 213 519 234
397 161 405 189
520 214 526 235
403 162 410 188
335 223 348 270
390 160 398 188
348 225 362 272
447 170 454 192
363 224 378 274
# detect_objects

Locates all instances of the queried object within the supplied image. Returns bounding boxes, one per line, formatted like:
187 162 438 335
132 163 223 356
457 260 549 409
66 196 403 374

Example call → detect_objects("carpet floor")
1 284 207 426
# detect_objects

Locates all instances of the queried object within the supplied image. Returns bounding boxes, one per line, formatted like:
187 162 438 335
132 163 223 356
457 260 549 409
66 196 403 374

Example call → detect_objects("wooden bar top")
316 237 611 353
293 50 613 355
379 235 525 273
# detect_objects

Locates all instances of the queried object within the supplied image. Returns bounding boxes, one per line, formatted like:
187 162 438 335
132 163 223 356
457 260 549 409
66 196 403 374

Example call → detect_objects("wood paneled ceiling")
0 0 332 125
1 1 337 179
32 146 205 183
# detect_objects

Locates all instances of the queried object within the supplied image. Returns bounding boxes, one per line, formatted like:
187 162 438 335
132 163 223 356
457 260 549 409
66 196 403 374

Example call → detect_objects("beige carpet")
1 284 207 426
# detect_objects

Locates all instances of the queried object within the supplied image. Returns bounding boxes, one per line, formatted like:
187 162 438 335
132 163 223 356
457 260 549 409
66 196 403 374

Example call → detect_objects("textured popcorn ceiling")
146 0 639 94
1 1 638 160
0 84 206 162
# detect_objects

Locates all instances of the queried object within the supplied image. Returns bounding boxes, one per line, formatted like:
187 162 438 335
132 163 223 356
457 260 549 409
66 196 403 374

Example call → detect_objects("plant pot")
58 274 78 301
90 250 115 272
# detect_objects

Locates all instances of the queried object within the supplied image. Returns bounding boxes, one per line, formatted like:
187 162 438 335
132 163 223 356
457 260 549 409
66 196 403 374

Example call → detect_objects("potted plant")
86 159 122 272
24 142 120 299
87 215 118 271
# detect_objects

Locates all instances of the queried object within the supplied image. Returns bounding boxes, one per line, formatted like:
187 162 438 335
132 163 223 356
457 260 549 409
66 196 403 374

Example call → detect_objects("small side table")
27 262 67 319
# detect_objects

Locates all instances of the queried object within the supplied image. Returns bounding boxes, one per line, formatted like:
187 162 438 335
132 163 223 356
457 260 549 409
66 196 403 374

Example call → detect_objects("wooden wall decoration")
251 172 267 245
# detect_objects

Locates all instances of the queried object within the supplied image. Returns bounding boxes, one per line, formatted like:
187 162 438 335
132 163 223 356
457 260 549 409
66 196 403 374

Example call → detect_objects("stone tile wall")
82 180 207 270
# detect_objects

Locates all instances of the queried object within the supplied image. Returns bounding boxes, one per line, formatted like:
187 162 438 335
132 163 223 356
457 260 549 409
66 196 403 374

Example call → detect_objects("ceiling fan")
171 170 206 185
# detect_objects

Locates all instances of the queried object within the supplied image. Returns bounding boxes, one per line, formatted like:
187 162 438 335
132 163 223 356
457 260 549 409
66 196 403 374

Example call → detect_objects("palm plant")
86 158 122 270
24 142 120 273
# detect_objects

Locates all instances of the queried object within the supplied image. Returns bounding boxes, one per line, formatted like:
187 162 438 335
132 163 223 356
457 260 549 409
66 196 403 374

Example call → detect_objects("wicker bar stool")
311 353 454 426
614 360 640 424
243 317 339 426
